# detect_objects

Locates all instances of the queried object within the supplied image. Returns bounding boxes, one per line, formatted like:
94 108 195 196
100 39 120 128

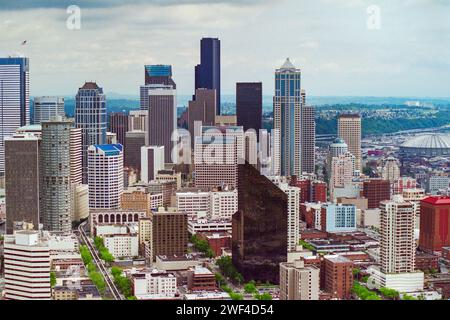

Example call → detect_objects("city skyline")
0 0 449 97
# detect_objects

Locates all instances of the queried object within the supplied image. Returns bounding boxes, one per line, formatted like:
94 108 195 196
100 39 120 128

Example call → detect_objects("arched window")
122 214 127 222
134 214 139 222
116 214 121 223
104 215 109 223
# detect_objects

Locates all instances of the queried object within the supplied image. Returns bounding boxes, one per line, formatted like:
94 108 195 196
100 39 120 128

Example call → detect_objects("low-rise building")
132 269 178 300
103 234 139 259
187 266 217 292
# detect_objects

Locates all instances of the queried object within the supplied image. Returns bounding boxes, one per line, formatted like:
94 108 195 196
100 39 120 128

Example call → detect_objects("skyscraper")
232 163 288 284
236 82 262 135
140 65 176 112
273 58 302 177
188 88 216 145
33 96 65 125
380 197 416 274
144 65 176 88
87 144 124 210
129 110 148 132
41 117 72 233
195 38 221 114
146 84 177 163
0 57 30 174
5 134 40 234
75 82 107 183
363 179 391 209
338 114 362 172
108 112 129 146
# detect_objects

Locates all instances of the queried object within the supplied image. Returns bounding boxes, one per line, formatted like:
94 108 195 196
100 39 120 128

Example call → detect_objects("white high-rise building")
368 196 424 292
176 191 211 219
280 259 319 300
277 182 300 252
33 96 65 125
329 152 356 199
0 57 30 174
87 144 124 209
141 146 165 183
380 196 416 274
210 188 238 220
4 230 51 300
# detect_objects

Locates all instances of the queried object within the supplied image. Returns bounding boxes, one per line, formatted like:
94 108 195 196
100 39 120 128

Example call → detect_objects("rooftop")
401 134 450 149
421 196 450 205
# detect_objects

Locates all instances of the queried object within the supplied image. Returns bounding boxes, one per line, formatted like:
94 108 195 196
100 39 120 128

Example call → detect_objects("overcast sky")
0 0 449 97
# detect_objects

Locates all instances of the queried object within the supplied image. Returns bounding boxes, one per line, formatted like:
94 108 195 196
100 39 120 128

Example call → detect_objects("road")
78 221 123 300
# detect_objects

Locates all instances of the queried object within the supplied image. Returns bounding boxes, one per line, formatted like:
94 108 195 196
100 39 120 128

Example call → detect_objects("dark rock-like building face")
232 163 287 284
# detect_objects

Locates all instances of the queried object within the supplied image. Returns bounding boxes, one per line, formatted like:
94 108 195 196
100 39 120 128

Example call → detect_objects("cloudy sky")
0 0 449 97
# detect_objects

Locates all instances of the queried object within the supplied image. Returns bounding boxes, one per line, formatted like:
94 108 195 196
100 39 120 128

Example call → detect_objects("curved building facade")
400 134 450 158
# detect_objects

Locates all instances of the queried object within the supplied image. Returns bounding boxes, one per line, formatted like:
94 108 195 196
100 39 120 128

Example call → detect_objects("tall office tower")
141 146 165 184
0 57 30 174
87 144 124 210
108 112 129 146
338 114 362 172
312 181 327 203
145 84 177 163
188 88 216 145
381 157 401 183
323 255 353 300
363 179 391 209
195 38 221 114
236 82 262 135
329 152 355 200
194 134 238 190
273 58 302 177
419 196 450 254
4 230 51 300
69 128 82 185
140 65 176 111
33 96 65 125
41 117 72 233
152 208 188 260
278 183 300 252
232 163 288 284
75 82 107 183
380 197 416 274
124 130 146 171
5 134 40 234
279 259 320 300
129 110 148 132
301 104 316 174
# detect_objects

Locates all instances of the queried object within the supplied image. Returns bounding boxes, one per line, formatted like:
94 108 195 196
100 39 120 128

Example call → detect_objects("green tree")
50 272 57 287
89 271 106 293
244 281 258 294
379 287 400 300
254 292 272 300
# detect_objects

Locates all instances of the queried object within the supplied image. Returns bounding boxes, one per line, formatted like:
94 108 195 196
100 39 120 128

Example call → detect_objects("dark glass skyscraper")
236 82 262 134
232 163 288 284
195 38 221 115
108 112 129 146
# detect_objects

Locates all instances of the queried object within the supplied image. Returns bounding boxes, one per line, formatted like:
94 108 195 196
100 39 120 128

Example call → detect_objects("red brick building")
187 266 218 291
415 251 439 272
363 179 391 209
322 255 353 300
312 181 327 203
198 232 231 257
419 197 450 254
